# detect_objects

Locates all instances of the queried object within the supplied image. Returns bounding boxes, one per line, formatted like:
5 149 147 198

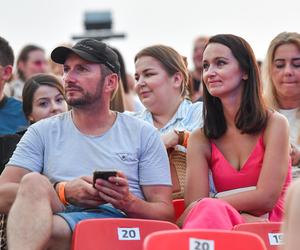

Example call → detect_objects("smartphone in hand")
93 171 117 187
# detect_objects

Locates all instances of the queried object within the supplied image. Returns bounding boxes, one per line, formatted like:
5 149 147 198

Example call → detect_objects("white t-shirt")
8 111 171 200
279 108 300 150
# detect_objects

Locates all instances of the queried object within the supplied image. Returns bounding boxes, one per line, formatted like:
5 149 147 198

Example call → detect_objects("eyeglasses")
32 60 47 66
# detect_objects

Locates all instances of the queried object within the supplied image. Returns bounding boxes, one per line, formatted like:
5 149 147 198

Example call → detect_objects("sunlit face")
28 85 68 122
134 56 180 110
63 54 104 108
202 43 245 99
22 50 47 80
271 43 300 101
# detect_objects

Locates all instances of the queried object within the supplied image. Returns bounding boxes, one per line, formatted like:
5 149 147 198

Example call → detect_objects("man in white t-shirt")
1 39 173 250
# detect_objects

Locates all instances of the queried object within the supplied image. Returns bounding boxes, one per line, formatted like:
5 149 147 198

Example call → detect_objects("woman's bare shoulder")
189 128 211 157
264 110 289 142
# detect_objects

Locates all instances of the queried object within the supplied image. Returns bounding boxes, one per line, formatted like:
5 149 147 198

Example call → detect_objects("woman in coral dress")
181 34 291 230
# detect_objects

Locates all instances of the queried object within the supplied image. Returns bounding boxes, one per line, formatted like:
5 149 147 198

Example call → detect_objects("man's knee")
18 172 52 199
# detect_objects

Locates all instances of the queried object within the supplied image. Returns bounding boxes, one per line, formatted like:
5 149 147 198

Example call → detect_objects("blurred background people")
0 37 28 135
190 36 209 102
132 44 204 198
8 44 48 100
262 32 300 166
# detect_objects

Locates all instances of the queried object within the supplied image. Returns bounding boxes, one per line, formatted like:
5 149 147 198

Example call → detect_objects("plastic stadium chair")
143 229 267 250
173 198 185 220
71 218 179 250
233 222 283 250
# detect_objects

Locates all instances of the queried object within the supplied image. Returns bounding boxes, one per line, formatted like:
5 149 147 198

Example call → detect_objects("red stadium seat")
233 222 283 250
144 229 267 250
71 218 179 250
173 198 185 220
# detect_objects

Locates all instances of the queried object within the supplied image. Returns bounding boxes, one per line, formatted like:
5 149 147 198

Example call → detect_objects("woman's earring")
242 74 248 80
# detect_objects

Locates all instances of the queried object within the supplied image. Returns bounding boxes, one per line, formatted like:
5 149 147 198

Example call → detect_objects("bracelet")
183 132 190 148
174 130 185 146
58 182 69 206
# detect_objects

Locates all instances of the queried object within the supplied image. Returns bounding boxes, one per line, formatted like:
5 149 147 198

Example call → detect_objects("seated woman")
0 73 68 249
131 44 208 198
0 73 68 172
262 32 300 167
22 73 68 124
181 34 291 230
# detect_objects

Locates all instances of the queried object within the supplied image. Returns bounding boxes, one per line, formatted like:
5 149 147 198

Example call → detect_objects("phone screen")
93 171 117 187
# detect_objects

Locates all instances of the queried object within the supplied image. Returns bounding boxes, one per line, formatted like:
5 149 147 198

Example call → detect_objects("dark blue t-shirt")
0 96 29 135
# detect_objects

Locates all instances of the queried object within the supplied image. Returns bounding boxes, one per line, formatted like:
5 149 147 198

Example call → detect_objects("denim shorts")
56 204 127 231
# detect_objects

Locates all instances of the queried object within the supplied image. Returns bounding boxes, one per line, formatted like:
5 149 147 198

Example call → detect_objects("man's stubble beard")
66 79 104 108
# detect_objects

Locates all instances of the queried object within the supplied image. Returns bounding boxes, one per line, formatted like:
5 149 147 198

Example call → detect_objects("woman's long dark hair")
203 34 268 139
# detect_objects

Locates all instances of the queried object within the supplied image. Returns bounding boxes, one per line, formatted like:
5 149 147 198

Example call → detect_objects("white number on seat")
268 233 284 245
189 237 214 250
117 227 140 240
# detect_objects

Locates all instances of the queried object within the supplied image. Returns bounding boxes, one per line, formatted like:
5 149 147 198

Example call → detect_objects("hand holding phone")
93 170 117 187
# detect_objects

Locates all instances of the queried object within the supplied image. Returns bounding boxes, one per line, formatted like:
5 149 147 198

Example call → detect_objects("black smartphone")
93 170 117 187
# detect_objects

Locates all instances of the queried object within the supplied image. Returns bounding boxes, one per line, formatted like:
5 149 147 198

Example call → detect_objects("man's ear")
2 65 13 82
104 74 118 93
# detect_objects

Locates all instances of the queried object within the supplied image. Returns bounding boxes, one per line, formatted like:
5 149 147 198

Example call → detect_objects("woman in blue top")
132 44 207 198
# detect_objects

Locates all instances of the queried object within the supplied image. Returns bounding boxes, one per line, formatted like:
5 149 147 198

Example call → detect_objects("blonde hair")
134 44 190 98
262 31 300 144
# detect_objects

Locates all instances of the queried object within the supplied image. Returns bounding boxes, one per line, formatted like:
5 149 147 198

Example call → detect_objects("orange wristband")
183 132 190 148
58 182 68 206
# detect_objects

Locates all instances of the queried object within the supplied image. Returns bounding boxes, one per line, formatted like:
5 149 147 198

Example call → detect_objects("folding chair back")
233 222 283 250
71 218 179 250
143 229 267 250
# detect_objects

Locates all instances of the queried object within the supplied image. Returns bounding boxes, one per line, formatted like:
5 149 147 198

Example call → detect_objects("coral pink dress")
183 134 292 230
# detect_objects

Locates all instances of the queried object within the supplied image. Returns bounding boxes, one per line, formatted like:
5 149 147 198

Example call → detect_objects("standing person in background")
190 36 209 102
262 32 300 166
8 44 48 100
181 34 291 230
0 36 28 135
132 44 211 198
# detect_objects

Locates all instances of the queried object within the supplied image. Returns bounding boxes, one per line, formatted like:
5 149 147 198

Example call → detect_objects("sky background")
1 0 300 74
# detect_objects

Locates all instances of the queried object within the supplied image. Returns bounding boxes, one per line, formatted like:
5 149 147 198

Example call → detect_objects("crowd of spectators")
0 32 299 250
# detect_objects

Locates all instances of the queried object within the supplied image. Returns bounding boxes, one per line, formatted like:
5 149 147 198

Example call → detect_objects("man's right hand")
62 176 105 208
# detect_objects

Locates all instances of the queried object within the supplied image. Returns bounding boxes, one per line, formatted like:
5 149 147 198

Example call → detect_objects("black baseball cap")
51 39 120 75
